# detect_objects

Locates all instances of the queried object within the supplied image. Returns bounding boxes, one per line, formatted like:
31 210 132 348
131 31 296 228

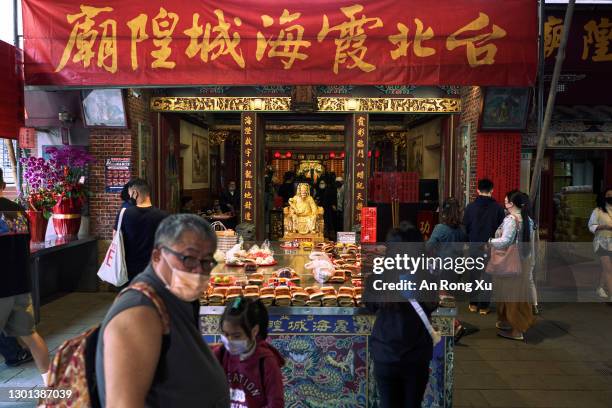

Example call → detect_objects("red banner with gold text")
22 0 537 87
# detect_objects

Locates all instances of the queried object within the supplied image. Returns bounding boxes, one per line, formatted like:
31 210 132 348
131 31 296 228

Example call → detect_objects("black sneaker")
5 349 33 367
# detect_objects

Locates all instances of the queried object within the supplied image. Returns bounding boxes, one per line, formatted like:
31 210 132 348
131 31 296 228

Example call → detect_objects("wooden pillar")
240 112 265 240
344 113 369 232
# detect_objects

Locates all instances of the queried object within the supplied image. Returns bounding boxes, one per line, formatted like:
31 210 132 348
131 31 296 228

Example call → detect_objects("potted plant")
46 146 95 238
19 157 62 243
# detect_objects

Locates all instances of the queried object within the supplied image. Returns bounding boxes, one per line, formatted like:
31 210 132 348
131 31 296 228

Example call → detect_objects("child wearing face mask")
214 297 285 408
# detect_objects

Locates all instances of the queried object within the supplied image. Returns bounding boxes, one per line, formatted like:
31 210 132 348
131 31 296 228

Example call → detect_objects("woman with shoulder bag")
588 188 612 302
367 222 439 408
488 190 536 341
426 197 467 303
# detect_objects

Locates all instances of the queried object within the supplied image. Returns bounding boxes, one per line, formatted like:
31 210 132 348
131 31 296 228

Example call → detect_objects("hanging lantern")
330 152 336 159
18 127 36 149
285 152 292 158
340 152 345 158
274 151 281 159
375 150 380 158
368 150 372 158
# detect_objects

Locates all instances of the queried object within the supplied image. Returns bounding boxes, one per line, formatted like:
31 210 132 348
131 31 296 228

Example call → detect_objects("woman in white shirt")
489 190 536 341
587 188 612 301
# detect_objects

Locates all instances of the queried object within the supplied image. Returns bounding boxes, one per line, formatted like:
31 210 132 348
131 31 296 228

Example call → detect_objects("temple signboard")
22 0 536 87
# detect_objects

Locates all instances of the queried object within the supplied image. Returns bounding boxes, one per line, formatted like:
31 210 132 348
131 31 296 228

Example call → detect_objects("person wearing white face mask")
213 297 285 408
96 214 230 408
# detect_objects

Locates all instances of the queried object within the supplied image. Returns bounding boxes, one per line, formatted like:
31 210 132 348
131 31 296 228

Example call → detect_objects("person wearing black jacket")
367 222 437 408
315 179 337 240
463 179 505 314
220 181 240 215
277 172 295 205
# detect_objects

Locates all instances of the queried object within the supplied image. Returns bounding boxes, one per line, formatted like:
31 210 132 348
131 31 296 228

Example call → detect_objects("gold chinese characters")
55 5 513 74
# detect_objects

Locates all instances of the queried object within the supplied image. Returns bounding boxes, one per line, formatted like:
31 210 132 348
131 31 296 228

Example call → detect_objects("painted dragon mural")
271 335 368 408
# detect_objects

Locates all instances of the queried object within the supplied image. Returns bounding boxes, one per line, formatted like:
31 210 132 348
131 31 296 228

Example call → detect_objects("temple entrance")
150 88 461 241
158 100 457 242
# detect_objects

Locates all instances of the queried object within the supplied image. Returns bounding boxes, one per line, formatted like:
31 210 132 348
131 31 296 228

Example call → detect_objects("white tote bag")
410 300 442 346
97 208 128 287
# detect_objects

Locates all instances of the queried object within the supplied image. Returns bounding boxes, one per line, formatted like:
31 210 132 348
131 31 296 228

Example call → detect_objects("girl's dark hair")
220 296 269 340
596 188 612 213
440 197 461 228
374 221 426 310
506 190 531 243
385 221 424 243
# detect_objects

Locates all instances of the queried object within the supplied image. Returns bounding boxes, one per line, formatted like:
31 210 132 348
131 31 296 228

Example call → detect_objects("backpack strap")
219 342 226 363
259 355 266 403
118 282 170 334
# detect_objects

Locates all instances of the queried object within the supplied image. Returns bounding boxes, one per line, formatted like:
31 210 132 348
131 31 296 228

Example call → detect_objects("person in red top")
214 297 285 408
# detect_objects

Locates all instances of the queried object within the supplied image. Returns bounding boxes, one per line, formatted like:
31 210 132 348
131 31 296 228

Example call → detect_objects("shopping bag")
485 215 521 277
485 244 521 277
97 208 128 286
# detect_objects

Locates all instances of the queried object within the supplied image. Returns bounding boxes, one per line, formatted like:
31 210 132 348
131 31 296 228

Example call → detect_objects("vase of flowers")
46 146 94 238
19 157 62 243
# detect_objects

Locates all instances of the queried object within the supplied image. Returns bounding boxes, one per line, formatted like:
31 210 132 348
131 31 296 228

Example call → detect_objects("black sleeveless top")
95 267 230 408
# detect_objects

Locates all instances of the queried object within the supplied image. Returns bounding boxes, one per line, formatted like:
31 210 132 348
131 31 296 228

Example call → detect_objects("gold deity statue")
284 183 323 236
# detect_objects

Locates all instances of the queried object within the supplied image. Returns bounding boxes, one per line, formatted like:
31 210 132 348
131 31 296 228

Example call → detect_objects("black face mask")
606 197 612 205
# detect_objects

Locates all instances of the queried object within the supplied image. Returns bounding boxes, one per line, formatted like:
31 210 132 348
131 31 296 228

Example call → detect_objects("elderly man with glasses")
96 214 229 408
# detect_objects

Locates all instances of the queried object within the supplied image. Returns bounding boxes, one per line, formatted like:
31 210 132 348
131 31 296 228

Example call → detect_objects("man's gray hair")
154 214 217 249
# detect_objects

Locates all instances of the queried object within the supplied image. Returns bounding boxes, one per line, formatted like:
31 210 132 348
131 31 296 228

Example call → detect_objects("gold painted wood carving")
152 96 458 113
151 97 292 112
317 97 461 113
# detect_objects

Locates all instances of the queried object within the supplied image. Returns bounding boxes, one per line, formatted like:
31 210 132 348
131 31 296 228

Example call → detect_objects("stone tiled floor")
1 294 611 407
453 302 612 408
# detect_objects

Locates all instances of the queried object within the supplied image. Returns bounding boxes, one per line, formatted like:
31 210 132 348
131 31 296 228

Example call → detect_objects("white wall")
36 127 90 158
180 120 209 189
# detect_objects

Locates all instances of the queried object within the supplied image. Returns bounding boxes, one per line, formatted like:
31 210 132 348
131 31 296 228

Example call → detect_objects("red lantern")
330 152 336 159
19 127 36 149
285 152 292 158
341 152 345 158
274 151 281 159
368 150 372 158
375 150 380 158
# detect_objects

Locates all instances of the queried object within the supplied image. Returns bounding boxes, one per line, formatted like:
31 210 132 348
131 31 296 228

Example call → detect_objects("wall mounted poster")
192 133 209 184
105 157 131 193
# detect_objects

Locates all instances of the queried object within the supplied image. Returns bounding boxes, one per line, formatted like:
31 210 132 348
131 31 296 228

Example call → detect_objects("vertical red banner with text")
353 113 368 226
241 113 256 225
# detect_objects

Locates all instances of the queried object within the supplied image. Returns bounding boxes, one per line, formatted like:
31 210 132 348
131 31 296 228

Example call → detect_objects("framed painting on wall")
192 133 209 185
407 136 424 177
480 87 530 131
